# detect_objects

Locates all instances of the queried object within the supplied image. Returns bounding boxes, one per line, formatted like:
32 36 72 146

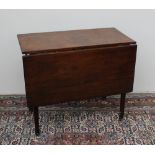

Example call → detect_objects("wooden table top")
18 28 136 55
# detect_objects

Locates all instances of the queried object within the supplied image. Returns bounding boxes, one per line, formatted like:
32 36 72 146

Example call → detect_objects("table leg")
33 106 40 136
103 96 107 100
28 106 33 113
119 93 126 120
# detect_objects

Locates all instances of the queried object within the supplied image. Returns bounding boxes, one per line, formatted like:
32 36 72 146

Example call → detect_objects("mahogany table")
17 28 137 136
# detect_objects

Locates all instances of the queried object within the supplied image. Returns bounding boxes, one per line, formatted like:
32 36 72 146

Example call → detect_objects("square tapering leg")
28 106 33 113
103 96 107 100
33 106 40 136
119 93 126 120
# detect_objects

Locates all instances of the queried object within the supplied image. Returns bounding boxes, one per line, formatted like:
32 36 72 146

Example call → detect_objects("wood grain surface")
18 28 136 54
23 45 137 106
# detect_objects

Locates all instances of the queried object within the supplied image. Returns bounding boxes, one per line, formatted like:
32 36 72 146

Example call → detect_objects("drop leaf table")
17 28 137 136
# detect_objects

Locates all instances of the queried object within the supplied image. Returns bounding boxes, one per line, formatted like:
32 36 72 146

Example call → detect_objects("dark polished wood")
18 28 137 136
33 107 40 136
28 106 33 113
23 45 136 106
17 28 135 54
103 96 107 100
119 93 126 120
